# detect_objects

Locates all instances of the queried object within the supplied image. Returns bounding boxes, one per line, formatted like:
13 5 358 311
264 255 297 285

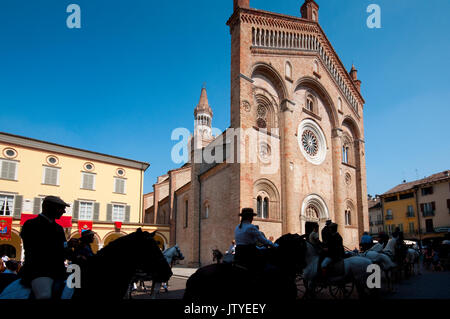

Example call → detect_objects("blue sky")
1 0 449 196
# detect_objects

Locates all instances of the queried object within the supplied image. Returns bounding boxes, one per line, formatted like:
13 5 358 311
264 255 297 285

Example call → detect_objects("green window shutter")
93 203 100 221
125 205 130 222
72 200 79 220
106 204 112 221
13 195 23 218
33 197 41 214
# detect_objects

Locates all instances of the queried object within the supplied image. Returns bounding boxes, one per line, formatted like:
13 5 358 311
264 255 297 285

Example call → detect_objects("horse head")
274 233 308 273
133 229 172 283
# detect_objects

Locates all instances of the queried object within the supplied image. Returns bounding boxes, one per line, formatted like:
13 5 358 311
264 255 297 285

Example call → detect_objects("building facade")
368 195 383 236
145 0 369 266
381 188 418 238
380 170 450 241
0 132 169 260
416 171 450 238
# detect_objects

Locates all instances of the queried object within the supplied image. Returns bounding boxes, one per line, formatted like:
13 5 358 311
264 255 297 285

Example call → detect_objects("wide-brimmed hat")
43 196 70 207
239 208 257 218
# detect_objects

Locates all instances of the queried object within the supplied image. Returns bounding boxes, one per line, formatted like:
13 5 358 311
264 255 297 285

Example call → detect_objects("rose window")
257 118 267 129
297 119 327 165
302 129 318 156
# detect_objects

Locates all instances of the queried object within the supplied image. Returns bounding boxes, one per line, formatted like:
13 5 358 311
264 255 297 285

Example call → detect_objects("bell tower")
301 0 319 22
193 86 214 148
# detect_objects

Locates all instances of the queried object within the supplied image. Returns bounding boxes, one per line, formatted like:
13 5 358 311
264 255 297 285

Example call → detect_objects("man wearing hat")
234 208 277 271
20 195 73 299
321 219 332 246
74 229 95 262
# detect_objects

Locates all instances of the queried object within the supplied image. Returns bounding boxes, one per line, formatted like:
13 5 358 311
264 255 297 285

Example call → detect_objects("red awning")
20 214 37 225
20 214 72 228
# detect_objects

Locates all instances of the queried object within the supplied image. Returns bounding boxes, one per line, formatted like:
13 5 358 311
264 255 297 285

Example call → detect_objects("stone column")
331 128 345 229
280 99 297 234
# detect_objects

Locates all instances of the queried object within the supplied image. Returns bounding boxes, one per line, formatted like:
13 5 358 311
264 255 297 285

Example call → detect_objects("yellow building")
380 170 450 241
0 132 169 260
381 186 419 240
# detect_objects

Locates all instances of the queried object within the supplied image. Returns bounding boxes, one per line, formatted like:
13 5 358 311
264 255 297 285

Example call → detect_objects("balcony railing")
385 215 393 220
422 211 435 217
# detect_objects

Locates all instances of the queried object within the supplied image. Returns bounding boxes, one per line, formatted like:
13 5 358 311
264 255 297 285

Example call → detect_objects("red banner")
114 221 122 230
20 214 72 228
78 220 93 235
0 216 13 240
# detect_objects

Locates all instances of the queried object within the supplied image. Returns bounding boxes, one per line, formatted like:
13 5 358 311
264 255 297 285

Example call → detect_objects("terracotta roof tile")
382 170 450 196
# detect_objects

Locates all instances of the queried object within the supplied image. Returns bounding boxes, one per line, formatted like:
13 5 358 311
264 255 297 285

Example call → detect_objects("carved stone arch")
253 178 281 220
251 62 289 102
294 76 339 129
300 194 330 235
341 130 354 165
342 115 361 141
253 91 278 129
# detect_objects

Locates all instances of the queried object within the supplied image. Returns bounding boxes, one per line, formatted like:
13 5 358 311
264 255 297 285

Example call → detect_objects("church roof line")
227 7 365 109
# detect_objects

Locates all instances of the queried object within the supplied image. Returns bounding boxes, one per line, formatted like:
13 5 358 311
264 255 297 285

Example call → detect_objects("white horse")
405 248 420 276
362 243 397 271
302 241 373 298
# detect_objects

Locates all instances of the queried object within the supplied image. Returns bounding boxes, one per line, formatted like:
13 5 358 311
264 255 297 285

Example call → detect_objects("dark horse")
73 229 172 299
212 249 223 264
184 234 307 301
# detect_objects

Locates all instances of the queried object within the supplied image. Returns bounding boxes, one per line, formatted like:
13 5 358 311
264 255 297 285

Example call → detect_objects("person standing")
234 208 277 271
308 223 321 247
19 196 75 299
74 230 95 262
321 220 332 245
360 232 373 252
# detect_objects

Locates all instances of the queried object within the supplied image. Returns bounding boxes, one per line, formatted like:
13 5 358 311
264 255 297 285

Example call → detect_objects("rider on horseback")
320 223 345 278
234 208 277 272
19 196 76 299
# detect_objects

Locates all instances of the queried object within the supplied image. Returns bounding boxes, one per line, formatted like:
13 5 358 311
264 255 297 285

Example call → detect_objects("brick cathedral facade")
144 0 369 267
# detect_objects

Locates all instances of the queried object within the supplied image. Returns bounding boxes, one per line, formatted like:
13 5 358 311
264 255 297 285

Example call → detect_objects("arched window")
285 61 292 80
345 209 352 226
263 197 269 219
202 203 209 219
313 61 319 73
312 11 317 22
342 146 349 164
338 97 342 111
257 196 262 217
305 94 315 112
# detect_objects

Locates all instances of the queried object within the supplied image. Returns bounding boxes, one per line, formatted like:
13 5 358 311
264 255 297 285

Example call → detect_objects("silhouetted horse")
0 229 172 299
74 229 172 299
212 249 223 264
184 234 307 301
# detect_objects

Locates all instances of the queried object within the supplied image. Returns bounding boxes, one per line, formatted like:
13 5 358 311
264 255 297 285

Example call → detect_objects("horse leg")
150 281 162 299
